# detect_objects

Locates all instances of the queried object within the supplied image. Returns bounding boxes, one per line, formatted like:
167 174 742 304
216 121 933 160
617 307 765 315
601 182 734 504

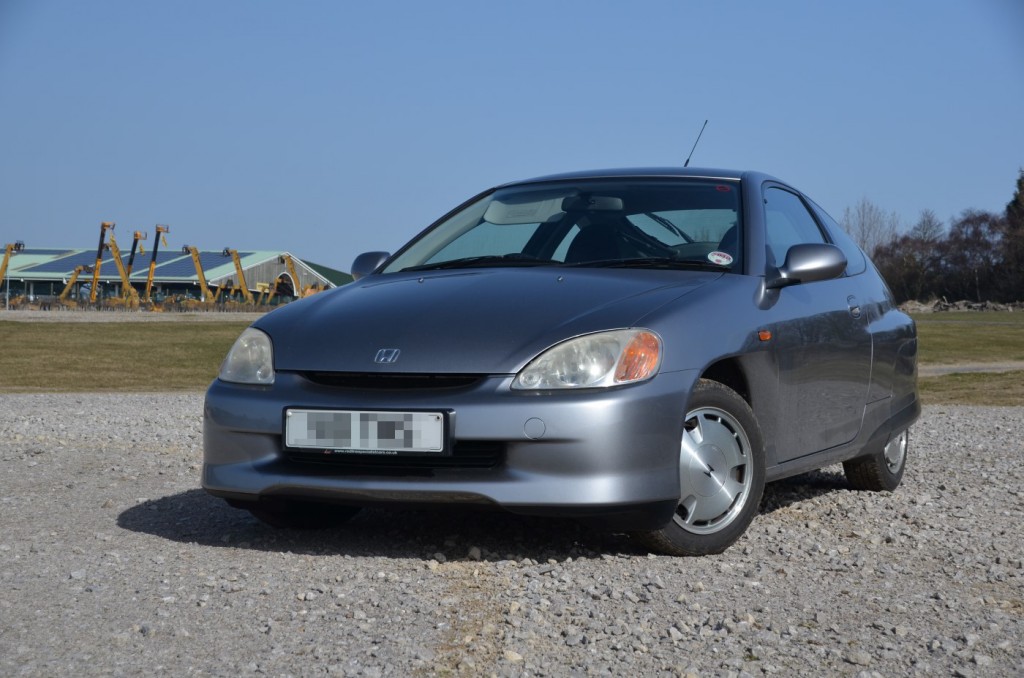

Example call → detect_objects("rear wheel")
633 379 765 556
843 429 908 492
228 498 361 529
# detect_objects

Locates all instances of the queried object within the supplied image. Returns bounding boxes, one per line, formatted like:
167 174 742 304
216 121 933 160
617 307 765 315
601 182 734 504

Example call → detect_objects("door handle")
847 295 862 319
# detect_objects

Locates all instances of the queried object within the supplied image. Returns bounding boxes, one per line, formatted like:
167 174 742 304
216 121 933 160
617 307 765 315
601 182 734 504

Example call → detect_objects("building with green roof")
2 246 353 306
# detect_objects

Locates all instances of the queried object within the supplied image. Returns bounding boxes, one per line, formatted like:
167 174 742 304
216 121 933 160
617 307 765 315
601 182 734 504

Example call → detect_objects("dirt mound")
899 299 1024 313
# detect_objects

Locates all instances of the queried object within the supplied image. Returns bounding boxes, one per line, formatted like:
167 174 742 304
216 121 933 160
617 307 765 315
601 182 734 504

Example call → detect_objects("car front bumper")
202 369 700 530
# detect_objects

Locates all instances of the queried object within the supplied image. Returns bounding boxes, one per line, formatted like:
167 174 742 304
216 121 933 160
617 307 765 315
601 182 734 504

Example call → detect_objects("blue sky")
1 1 1022 267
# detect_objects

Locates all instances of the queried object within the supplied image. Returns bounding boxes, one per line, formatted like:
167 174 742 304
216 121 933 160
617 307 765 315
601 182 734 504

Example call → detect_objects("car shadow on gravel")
117 490 647 562
759 468 852 514
119 470 854 561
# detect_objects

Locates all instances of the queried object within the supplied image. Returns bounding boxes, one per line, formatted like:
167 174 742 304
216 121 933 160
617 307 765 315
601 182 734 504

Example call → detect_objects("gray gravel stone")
0 395 1022 676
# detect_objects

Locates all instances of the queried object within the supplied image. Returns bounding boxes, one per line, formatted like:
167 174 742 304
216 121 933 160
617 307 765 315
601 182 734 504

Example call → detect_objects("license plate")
285 409 447 455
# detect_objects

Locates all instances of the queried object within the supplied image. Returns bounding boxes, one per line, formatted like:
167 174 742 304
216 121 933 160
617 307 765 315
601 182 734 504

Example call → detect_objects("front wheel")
633 379 766 556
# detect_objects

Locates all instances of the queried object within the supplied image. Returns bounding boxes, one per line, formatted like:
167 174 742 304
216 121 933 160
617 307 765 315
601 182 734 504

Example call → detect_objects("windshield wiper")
564 257 730 271
642 212 694 243
402 254 559 272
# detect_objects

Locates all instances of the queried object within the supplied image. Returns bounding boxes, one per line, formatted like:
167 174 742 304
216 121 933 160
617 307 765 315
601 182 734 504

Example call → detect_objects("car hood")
260 268 718 374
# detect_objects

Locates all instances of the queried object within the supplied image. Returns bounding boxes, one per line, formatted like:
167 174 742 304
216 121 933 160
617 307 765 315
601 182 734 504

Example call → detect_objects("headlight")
219 328 275 385
512 329 662 390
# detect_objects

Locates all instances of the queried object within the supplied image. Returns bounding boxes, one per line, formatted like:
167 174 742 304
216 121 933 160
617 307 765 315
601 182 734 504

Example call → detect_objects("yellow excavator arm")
0 241 25 288
182 245 214 304
144 225 170 302
280 253 325 297
282 254 301 294
89 222 114 303
126 230 147 278
106 233 140 305
59 265 91 303
222 248 255 305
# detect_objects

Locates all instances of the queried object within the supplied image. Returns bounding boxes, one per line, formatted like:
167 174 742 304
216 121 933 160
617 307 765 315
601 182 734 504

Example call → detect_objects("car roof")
501 167 780 188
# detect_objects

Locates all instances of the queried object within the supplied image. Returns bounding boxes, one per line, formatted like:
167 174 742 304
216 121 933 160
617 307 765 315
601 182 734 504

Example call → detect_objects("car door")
762 185 872 462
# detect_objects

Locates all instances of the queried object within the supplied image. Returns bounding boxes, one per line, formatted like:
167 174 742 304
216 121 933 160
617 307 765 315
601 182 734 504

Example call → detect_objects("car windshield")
382 178 742 274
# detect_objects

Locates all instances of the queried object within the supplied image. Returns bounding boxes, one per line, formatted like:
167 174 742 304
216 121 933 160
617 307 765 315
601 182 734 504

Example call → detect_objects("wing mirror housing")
351 252 391 281
766 243 846 289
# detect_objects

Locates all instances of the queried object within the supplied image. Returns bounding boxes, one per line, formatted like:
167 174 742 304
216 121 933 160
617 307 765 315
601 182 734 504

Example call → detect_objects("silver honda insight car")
203 168 919 556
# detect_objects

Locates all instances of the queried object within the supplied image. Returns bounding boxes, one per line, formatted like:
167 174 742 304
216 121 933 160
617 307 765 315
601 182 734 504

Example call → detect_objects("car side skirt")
764 395 920 483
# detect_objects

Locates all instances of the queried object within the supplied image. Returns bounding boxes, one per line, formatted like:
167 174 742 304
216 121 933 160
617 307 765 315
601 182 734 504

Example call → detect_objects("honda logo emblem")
374 348 401 364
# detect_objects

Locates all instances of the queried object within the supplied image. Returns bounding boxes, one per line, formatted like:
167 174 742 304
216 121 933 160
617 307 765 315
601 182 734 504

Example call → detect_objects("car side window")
763 187 826 265
807 200 867 276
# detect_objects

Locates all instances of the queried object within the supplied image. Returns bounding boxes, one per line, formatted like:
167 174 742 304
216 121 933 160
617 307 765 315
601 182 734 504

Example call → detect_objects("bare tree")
841 197 900 256
938 210 1004 302
863 170 1024 303
909 209 944 242
873 226 944 303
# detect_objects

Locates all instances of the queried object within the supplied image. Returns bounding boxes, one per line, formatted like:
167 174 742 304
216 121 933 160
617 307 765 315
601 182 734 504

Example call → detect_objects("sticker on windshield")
708 251 734 266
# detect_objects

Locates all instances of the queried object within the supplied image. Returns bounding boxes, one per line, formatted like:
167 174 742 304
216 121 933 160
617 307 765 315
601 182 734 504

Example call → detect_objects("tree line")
840 169 1024 304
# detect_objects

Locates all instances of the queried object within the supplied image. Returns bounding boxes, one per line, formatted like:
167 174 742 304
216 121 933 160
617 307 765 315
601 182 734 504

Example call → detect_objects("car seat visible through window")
564 223 624 263
717 224 738 258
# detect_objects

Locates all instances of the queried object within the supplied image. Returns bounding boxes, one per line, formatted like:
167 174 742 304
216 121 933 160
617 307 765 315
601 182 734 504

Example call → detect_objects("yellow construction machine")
105 233 141 309
126 231 147 278
280 253 326 298
221 248 255 307
58 265 92 307
281 254 301 297
255 282 272 306
2 241 26 309
264 262 288 305
143 225 170 306
1 240 25 292
89 222 114 304
181 245 215 309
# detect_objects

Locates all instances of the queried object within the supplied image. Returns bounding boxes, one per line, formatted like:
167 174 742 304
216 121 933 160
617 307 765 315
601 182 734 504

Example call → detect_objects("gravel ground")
1 394 1021 677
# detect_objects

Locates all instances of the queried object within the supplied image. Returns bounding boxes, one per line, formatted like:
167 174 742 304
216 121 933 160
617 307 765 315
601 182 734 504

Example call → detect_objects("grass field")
0 320 250 392
912 311 1024 364
1 313 1022 404
917 371 1024 406
911 312 1024 405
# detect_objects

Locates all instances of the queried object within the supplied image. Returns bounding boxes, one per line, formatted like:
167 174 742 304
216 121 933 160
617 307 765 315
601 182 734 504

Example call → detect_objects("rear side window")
807 200 867 276
763 187 826 265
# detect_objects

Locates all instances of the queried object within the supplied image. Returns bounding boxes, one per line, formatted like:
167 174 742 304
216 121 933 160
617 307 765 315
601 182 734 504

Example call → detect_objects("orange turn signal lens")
758 330 772 342
615 331 662 383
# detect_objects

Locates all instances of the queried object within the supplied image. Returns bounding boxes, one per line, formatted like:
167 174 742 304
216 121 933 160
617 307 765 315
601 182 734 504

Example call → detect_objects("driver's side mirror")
765 243 846 289
351 252 391 281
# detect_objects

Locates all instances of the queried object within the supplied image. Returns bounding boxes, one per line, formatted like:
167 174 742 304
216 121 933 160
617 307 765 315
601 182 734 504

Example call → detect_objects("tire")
228 498 362 529
843 429 908 492
633 379 766 557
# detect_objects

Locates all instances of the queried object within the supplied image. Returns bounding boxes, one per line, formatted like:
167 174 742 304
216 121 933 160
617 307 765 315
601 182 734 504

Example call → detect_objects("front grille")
287 441 504 474
303 372 486 391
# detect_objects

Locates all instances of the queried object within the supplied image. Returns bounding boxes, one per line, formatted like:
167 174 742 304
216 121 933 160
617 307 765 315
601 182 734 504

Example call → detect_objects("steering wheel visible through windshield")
382 178 743 274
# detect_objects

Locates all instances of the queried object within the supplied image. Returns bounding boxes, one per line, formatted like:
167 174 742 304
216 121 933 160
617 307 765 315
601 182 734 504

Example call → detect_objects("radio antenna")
683 119 708 168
